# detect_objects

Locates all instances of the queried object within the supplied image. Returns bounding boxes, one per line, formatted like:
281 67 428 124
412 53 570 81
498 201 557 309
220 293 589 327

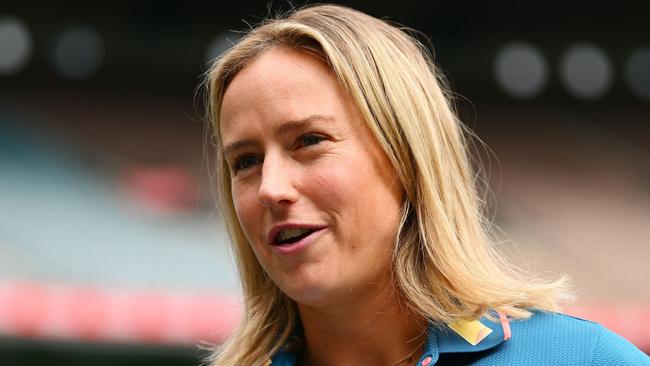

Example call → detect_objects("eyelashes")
233 155 262 172
230 133 328 174
299 134 325 148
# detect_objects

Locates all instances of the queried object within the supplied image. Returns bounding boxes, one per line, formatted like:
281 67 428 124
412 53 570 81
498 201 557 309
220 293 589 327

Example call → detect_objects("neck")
297 280 427 366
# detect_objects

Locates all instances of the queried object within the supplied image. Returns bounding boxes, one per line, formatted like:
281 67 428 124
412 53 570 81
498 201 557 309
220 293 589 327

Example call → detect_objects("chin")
280 277 341 307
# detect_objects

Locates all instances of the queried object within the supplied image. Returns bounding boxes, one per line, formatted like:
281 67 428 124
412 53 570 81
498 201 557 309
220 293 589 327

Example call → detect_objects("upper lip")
267 223 327 245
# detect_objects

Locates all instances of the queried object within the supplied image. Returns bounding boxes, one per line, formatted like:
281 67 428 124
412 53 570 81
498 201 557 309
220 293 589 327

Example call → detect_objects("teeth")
277 228 311 242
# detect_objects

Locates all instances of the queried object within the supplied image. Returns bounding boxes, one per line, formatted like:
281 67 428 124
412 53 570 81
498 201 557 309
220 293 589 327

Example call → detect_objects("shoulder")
510 310 600 340
500 310 650 365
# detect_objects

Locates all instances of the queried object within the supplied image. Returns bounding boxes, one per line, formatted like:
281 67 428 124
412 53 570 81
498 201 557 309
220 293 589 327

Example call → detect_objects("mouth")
273 227 315 246
267 224 326 251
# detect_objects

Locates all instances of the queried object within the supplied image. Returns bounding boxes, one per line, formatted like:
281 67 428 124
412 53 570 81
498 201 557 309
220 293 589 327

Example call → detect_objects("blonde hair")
204 4 571 365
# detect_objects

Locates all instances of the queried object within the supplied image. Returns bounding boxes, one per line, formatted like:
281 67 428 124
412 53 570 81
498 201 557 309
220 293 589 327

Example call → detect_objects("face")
220 48 403 307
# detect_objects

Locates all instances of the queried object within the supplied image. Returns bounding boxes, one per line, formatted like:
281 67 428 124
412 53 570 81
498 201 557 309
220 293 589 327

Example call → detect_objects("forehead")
218 48 346 137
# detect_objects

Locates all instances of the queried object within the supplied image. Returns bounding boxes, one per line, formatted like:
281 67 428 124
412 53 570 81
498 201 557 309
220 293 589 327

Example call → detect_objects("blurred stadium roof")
1 0 649 102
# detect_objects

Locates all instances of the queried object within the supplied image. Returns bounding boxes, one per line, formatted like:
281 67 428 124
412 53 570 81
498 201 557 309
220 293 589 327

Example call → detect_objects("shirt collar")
269 314 509 365
419 315 507 365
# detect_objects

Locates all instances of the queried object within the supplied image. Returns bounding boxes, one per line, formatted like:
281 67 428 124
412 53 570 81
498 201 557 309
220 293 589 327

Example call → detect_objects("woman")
204 4 649 365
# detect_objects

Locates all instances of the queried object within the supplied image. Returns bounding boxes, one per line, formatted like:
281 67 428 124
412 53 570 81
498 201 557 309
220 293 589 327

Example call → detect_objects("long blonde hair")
205 4 571 365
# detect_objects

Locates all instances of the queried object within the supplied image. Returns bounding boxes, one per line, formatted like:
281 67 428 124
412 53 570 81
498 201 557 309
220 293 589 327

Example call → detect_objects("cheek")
304 161 357 209
306 159 384 237
318 159 401 238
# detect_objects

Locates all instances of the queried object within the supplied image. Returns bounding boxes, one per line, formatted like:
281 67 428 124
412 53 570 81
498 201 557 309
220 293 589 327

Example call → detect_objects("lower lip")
270 228 325 255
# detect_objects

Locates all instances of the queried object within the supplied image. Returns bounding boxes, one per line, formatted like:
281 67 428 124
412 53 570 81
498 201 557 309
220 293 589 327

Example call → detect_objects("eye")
232 155 261 172
299 134 325 148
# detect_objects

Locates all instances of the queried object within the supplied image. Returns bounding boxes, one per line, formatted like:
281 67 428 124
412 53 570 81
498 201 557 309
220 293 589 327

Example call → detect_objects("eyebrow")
222 114 334 157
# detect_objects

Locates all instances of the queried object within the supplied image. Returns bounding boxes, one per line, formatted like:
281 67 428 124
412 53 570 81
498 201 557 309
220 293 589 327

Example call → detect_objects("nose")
257 153 299 207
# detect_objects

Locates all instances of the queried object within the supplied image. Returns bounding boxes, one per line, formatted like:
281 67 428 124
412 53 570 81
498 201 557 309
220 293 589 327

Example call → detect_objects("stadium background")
1 0 648 364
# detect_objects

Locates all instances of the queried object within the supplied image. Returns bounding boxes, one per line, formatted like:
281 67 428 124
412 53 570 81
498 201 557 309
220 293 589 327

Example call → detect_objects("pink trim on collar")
498 312 512 340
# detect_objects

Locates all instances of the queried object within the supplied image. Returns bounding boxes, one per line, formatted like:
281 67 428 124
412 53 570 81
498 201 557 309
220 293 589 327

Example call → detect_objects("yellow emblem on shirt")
448 319 493 346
